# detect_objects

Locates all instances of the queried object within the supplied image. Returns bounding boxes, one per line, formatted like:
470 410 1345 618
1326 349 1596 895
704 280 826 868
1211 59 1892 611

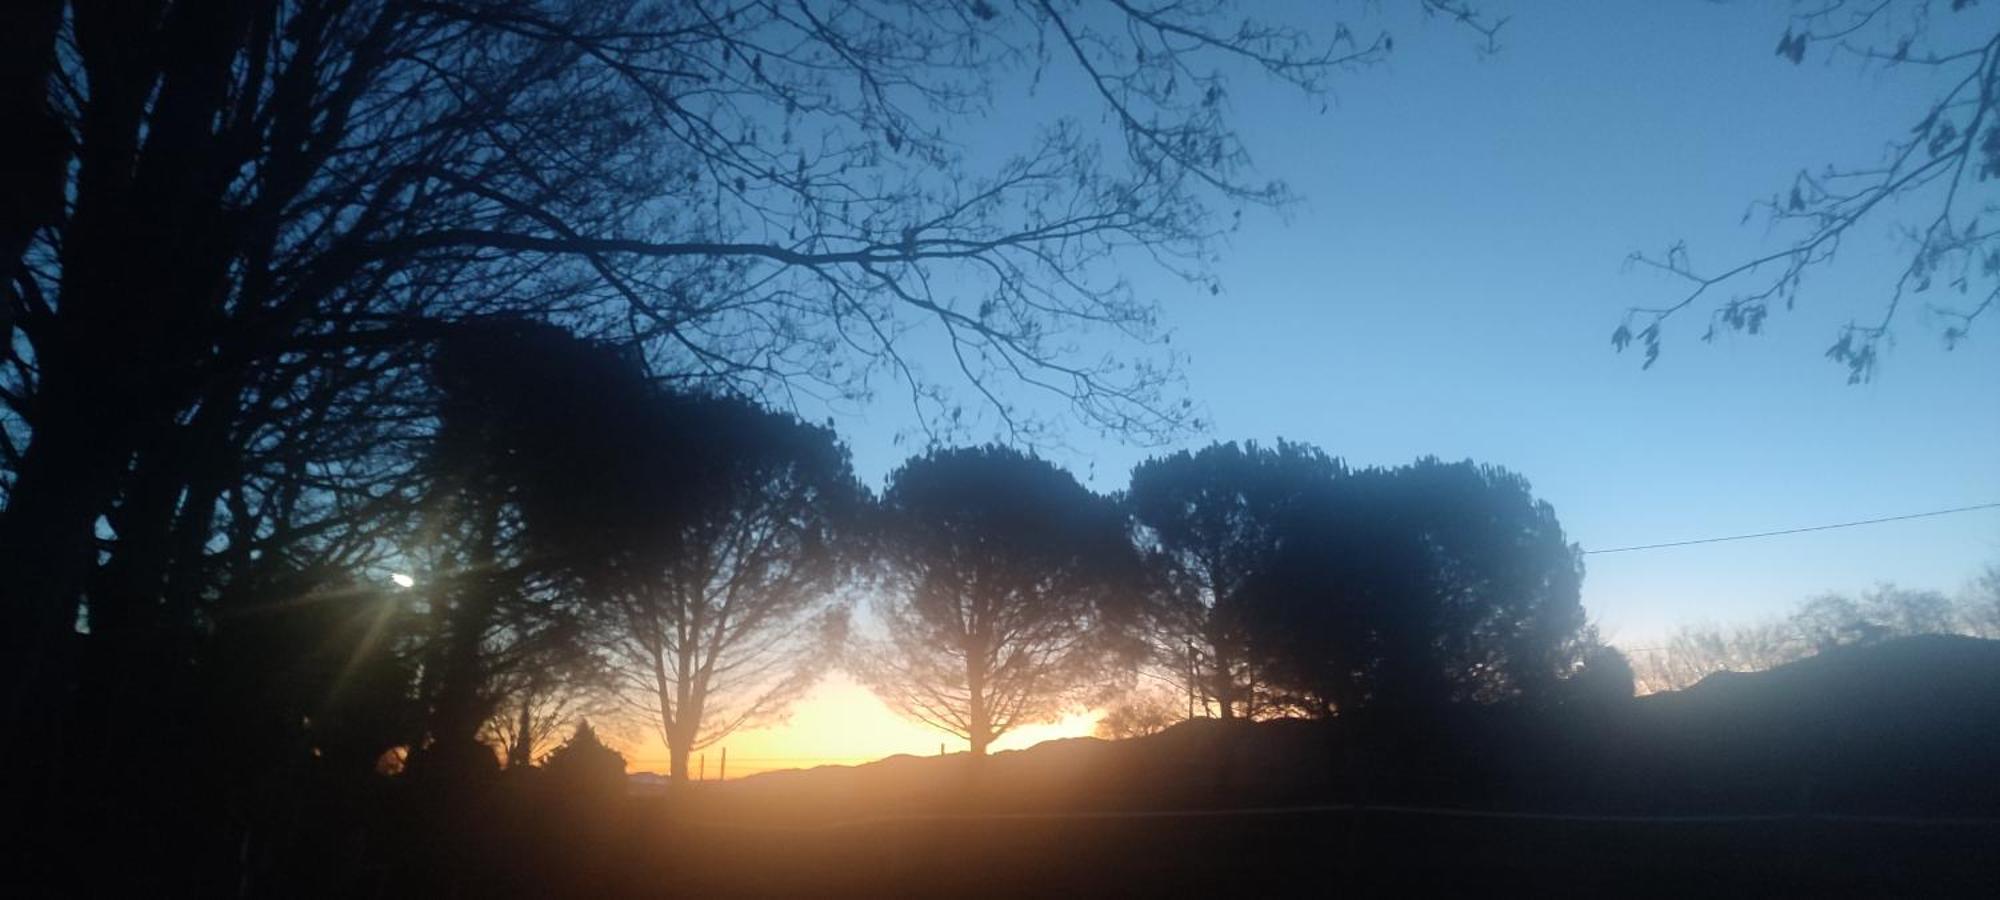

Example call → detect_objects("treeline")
395 323 1616 785
1631 573 2000 693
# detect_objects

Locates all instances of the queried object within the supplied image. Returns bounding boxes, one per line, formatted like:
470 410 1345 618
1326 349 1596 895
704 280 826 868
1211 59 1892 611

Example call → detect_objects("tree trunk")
667 685 708 784
966 652 990 757
668 738 693 786
0 375 143 886
0 381 134 745
508 700 534 769
430 578 500 754
1210 636 1238 721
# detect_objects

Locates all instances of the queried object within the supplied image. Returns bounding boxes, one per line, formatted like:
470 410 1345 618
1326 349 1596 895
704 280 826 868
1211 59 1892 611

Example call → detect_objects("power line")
1583 501 2000 556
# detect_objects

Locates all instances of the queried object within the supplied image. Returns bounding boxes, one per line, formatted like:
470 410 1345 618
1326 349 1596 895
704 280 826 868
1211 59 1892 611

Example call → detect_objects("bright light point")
390 573 416 588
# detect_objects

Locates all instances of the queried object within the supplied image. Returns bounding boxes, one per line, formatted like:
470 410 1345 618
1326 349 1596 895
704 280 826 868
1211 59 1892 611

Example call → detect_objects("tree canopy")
1239 458 1589 717
437 324 869 783
858 445 1145 755
1125 440 1347 719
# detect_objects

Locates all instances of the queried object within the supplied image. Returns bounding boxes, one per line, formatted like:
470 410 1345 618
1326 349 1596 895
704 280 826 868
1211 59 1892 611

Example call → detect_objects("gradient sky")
626 0 2000 774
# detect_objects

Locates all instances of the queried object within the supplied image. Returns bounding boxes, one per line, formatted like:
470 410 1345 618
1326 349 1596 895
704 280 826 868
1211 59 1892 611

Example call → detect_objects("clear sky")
626 0 2000 775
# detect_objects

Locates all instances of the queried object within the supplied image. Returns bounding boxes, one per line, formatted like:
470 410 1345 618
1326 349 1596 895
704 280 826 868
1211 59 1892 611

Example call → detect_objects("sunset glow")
618 673 1104 778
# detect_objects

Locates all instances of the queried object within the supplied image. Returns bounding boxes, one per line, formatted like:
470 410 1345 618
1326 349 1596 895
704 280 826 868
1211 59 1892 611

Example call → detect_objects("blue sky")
829 0 2000 644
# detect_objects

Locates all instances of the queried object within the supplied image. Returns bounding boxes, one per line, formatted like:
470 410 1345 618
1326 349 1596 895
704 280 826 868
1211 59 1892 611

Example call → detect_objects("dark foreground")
306 795 2000 898
20 635 2000 896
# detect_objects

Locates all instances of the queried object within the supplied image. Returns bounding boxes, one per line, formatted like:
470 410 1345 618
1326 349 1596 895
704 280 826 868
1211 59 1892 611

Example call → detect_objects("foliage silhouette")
1094 688 1182 740
1125 440 1348 720
578 395 866 785
484 650 621 770
437 322 868 785
858 446 1146 756
1238 458 1589 718
540 720 628 802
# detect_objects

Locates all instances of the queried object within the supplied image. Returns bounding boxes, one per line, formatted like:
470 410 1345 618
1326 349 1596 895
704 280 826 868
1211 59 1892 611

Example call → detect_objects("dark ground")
38 635 2000 897
338 635 2000 897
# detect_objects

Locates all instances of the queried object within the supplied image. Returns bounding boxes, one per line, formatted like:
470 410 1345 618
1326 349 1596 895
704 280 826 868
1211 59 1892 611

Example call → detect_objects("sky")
624 0 2000 775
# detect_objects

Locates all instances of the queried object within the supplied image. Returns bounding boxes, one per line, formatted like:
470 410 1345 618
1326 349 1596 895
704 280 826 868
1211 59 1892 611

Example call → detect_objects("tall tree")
427 321 871 785
448 326 869 784
859 446 1144 756
579 395 866 785
1124 440 1345 719
1240 458 1589 717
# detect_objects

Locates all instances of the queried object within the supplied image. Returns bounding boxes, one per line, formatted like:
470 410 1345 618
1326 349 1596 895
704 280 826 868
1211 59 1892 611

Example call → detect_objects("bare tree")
1959 564 2000 638
1629 620 1803 695
1094 687 1180 740
1630 579 1988 693
1618 0 2000 380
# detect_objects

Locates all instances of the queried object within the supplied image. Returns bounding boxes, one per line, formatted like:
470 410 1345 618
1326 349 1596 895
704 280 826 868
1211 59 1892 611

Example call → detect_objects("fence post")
699 753 705 782
720 747 727 781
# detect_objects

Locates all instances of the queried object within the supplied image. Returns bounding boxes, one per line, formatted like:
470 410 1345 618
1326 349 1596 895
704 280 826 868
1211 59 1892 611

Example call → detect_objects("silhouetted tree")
1792 593 1893 654
1618 1 1999 379
581 395 865 786
1240 458 1588 717
1790 584 1958 655
1856 583 1959 637
1125 441 1346 719
484 638 620 770
426 323 866 785
1094 688 1181 741
859 447 1145 756
1961 565 2000 639
540 720 628 801
1631 620 1802 694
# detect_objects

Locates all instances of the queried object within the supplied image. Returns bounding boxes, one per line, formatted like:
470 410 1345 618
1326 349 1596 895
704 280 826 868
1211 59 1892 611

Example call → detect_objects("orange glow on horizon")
616 673 1103 779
